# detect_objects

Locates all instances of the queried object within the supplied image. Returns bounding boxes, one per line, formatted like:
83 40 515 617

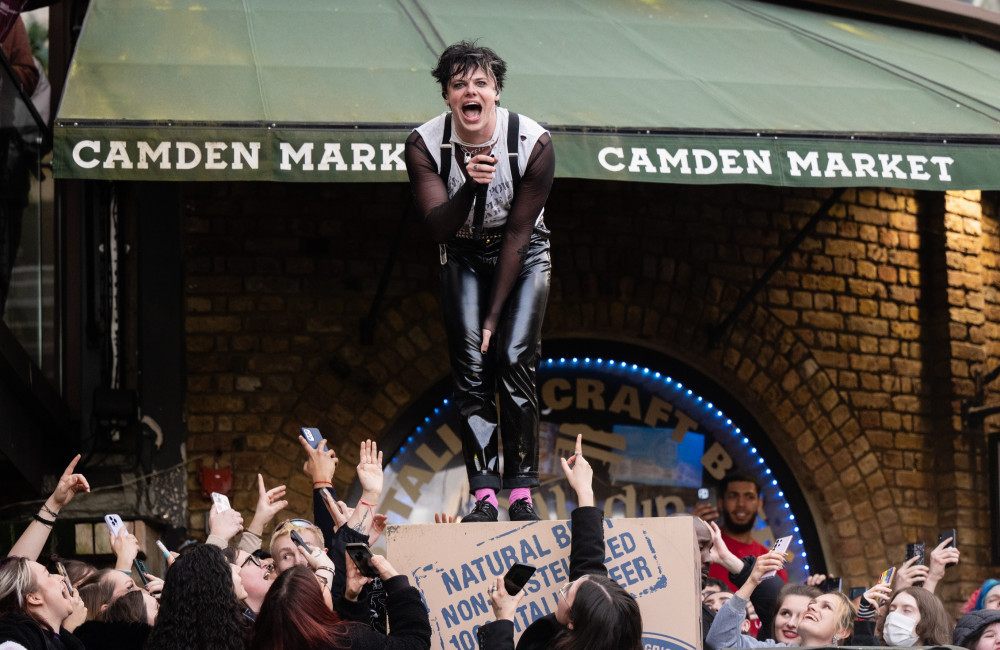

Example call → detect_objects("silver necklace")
452 132 498 164
458 142 493 164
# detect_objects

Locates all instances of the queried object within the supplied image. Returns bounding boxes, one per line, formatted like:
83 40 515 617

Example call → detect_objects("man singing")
404 41 555 522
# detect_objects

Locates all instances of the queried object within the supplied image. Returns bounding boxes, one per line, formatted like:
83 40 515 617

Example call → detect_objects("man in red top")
700 471 788 591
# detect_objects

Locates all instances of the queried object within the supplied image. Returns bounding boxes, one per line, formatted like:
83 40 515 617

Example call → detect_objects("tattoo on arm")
351 509 370 535
516 243 529 264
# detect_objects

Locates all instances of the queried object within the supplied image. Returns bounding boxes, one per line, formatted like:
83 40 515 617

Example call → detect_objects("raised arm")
344 440 383 538
245 474 288 540
10 454 90 560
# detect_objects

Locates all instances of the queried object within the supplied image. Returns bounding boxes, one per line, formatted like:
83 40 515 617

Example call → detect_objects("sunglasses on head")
273 518 314 536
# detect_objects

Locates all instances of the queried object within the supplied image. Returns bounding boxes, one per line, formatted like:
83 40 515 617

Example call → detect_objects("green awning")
54 0 1000 188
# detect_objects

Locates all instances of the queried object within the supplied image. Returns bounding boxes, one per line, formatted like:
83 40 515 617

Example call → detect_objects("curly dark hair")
552 574 642 650
431 40 507 99
145 543 248 650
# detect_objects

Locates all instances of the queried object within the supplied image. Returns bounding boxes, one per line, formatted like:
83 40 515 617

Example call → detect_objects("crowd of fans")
0 439 995 650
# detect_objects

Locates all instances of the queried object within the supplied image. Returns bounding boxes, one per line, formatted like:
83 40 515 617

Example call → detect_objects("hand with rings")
468 154 496 185
486 577 525 623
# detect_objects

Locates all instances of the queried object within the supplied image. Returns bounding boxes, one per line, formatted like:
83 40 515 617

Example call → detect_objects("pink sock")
509 488 532 504
475 488 498 508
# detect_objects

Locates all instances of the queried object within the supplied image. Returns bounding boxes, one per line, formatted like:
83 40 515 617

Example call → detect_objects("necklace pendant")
463 151 471 164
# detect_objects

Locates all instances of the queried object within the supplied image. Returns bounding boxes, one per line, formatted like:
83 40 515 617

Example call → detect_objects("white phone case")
762 535 792 578
211 492 231 513
104 514 125 538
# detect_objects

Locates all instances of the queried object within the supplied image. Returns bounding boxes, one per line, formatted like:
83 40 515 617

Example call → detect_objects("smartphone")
762 536 792 578
56 562 74 596
290 530 312 553
905 542 926 586
819 576 842 593
300 427 327 451
211 492 231 513
905 542 926 565
133 558 151 586
695 486 720 523
104 514 125 538
346 542 379 579
155 539 171 561
875 567 895 605
503 563 536 595
848 586 866 601
938 529 958 568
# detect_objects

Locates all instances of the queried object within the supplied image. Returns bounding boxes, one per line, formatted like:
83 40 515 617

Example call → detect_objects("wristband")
313 481 333 488
315 567 335 575
360 500 377 507
41 504 59 518
32 513 55 527
118 570 132 576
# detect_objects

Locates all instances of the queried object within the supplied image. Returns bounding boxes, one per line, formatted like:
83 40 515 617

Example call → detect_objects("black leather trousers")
441 229 550 493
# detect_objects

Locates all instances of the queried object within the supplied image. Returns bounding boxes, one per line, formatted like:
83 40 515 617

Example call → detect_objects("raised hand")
894 555 930 590
746 550 785 587
559 434 594 507
247 474 288 536
50 454 90 510
110 527 140 572
356 439 384 497
707 521 743 573
208 506 244 544
691 501 721 522
320 490 353 533
924 537 960 594
863 581 893 609
487 576 527 622
295 541 336 573
434 512 455 524
300 435 338 484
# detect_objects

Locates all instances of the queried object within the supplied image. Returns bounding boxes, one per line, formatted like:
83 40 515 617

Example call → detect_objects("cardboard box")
386 516 702 650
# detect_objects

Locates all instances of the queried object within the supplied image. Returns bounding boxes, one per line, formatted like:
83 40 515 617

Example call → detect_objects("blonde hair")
0 557 37 613
829 591 856 642
268 519 324 553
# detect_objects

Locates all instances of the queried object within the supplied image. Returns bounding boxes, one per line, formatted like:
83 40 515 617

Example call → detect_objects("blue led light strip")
396 356 810 579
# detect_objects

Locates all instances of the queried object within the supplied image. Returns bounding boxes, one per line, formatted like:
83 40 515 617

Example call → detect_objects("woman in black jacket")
476 434 643 650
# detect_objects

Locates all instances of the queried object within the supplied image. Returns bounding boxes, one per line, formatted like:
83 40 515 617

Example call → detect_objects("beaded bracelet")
41 504 59 519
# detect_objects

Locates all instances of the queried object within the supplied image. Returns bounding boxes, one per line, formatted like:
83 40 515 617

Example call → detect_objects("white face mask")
884 611 920 647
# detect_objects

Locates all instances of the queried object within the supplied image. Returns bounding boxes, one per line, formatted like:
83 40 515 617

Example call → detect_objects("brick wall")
180 180 998 610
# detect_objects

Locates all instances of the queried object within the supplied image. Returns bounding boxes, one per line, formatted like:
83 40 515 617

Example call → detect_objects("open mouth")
462 101 482 120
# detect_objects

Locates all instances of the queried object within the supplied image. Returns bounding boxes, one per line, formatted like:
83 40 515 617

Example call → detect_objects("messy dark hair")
431 40 507 99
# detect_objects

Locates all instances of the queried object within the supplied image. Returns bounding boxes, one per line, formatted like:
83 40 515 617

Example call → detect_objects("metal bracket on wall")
962 363 1000 427
707 187 846 347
